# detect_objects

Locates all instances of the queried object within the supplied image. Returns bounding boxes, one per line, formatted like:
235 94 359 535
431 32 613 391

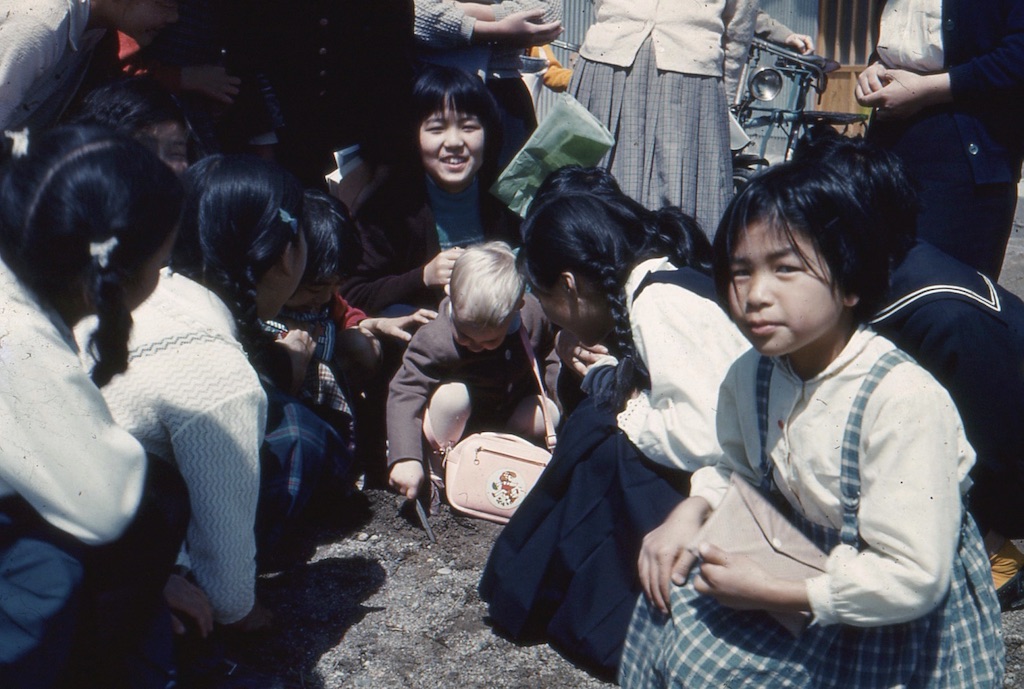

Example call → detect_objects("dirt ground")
224 210 1024 689
230 488 612 688
224 484 1024 689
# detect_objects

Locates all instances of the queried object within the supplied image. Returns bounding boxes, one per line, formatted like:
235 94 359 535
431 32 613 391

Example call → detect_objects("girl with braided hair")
479 166 747 676
0 125 188 687
82 155 353 663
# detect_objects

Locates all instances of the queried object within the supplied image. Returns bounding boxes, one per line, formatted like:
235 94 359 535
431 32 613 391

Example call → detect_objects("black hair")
70 76 199 165
531 164 625 210
792 134 919 266
170 154 304 362
300 189 362 284
712 152 906 323
520 179 713 411
0 125 183 385
411 64 503 188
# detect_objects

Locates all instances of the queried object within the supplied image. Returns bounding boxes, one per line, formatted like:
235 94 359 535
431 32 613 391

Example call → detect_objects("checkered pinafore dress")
619 351 1004 688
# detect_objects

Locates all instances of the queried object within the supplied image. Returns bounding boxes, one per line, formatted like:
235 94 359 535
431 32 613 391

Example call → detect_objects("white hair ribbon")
89 236 119 269
3 129 29 158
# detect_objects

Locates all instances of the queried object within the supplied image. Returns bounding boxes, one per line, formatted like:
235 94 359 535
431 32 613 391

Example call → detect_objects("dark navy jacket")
872 242 1024 536
941 0 1024 184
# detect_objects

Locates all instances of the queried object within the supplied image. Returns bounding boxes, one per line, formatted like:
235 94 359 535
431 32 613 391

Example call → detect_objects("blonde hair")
449 241 525 328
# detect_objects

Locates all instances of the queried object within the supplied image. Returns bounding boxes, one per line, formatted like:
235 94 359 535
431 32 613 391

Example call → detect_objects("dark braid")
0 126 181 386
207 263 271 365
522 171 716 411
596 265 651 411
88 258 134 386
171 155 303 371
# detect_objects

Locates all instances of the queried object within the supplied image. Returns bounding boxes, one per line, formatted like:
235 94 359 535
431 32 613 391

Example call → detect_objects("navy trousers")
0 457 188 689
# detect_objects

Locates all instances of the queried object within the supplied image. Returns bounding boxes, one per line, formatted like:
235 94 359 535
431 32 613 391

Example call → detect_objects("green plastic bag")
490 93 615 217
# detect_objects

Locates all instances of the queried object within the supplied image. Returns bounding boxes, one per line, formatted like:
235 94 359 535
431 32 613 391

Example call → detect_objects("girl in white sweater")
91 155 318 637
0 125 186 688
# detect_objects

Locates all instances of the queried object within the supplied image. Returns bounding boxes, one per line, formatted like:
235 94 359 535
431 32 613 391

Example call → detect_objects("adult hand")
389 459 425 500
637 497 712 614
474 9 563 48
856 69 952 120
422 248 465 287
164 573 214 638
554 330 611 378
855 61 888 102
361 308 437 342
222 598 273 634
180 65 241 105
783 33 814 54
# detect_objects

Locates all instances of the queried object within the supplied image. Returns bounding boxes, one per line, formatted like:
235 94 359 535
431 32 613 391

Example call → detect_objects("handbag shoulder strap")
755 355 776 493
837 348 912 547
519 324 557 451
755 347 912 548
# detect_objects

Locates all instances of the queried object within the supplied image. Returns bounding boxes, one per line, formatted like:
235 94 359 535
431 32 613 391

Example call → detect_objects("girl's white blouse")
690 327 975 626
616 257 749 473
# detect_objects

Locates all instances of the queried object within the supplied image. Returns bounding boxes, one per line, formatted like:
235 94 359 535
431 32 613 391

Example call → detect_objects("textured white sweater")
0 0 105 129
0 259 145 545
79 270 268 624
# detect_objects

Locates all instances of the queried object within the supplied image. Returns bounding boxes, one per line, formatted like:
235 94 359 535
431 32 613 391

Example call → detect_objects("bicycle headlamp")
749 68 783 101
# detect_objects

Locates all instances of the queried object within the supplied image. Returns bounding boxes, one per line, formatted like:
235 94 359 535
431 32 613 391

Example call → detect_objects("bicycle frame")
732 38 832 166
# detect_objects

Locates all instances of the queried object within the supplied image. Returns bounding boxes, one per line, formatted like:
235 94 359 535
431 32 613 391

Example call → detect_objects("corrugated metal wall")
534 1 824 122
533 0 592 120
759 0 819 44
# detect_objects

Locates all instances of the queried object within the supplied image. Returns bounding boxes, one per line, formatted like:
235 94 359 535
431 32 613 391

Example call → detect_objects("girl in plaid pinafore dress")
619 151 1004 687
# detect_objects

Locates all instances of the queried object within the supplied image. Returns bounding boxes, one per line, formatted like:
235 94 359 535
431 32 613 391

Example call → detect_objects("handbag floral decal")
487 469 527 510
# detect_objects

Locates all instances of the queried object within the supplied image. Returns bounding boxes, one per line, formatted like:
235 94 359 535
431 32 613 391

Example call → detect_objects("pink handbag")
688 474 828 636
442 327 556 525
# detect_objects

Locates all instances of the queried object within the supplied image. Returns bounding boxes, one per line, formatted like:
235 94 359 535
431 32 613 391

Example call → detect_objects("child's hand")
555 330 611 378
222 598 273 634
180 64 241 105
389 459 426 500
692 543 809 613
164 573 214 638
274 329 316 394
423 248 465 287
638 497 712 614
361 308 437 342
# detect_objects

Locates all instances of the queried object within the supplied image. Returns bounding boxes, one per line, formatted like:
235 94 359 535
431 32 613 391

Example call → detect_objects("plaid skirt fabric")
620 348 1004 687
619 514 1003 688
570 37 732 239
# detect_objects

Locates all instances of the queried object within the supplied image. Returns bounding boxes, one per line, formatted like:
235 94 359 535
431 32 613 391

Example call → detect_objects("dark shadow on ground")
234 556 387 688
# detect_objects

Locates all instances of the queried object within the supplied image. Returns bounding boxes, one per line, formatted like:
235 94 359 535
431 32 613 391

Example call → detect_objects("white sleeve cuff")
617 391 653 439
805 574 838 626
461 15 477 43
806 543 859 625
687 466 732 510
